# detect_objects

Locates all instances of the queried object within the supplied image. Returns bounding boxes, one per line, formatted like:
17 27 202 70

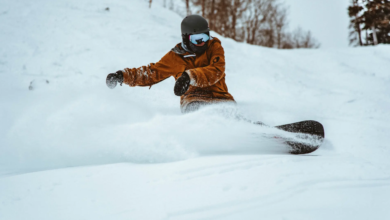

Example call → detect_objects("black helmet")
181 15 210 36
181 15 210 54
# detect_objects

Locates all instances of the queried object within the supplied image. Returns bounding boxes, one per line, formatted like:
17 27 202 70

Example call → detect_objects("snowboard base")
275 120 325 154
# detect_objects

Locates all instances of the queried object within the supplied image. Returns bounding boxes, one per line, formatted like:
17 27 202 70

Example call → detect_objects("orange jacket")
122 37 235 109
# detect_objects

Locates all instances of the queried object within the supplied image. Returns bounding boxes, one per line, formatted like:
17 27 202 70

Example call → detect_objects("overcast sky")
283 0 351 48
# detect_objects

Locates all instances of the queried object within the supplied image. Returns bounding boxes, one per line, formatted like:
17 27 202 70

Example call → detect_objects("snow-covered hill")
1 0 389 219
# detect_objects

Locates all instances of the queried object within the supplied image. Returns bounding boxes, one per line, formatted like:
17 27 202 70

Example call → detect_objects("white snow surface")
1 0 390 219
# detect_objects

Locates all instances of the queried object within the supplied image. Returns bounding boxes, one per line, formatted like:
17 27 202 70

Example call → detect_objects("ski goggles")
189 33 210 45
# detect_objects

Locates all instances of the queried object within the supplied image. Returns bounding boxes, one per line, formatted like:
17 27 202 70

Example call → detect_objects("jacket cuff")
185 70 197 86
122 68 134 86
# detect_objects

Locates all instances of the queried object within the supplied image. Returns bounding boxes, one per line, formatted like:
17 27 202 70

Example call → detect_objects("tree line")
348 0 390 46
151 0 320 49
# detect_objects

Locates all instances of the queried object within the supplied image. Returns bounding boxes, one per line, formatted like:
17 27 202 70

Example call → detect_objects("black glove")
106 70 124 89
174 72 190 96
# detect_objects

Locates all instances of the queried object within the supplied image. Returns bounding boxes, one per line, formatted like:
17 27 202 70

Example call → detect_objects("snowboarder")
105 15 325 154
106 15 235 113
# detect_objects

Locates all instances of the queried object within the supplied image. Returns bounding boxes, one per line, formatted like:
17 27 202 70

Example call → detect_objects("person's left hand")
174 72 190 96
106 70 124 89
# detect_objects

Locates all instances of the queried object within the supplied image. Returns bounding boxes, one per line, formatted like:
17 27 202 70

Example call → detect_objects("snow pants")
181 101 208 113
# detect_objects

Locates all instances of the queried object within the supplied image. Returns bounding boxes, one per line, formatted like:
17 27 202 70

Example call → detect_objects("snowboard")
275 120 325 154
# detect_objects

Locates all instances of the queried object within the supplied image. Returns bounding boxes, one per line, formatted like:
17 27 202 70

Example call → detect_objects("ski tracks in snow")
144 155 390 220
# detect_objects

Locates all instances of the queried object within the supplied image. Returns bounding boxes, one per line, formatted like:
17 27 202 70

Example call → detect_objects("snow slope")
1 0 390 219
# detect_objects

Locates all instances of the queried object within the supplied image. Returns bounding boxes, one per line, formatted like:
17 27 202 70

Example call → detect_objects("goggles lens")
189 33 210 45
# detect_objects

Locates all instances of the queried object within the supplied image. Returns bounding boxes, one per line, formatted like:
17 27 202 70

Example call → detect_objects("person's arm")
185 41 226 88
122 51 186 87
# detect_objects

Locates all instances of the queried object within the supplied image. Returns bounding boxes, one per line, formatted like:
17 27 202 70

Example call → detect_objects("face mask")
189 41 208 54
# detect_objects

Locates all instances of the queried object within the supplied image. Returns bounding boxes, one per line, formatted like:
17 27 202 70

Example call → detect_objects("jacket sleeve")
122 51 186 87
185 41 226 88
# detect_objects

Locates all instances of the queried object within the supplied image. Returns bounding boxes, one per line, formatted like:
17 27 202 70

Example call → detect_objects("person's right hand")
174 72 190 96
106 70 124 89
